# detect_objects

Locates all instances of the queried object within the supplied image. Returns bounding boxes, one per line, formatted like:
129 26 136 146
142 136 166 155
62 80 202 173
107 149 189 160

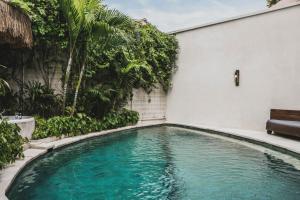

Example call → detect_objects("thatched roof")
0 0 33 48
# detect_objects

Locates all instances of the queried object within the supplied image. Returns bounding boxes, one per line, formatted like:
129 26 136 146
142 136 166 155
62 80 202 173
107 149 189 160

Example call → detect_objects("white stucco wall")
166 4 300 131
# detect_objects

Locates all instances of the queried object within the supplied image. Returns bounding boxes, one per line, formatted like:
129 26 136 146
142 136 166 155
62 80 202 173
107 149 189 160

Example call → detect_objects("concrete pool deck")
1 122 300 200
168 123 300 158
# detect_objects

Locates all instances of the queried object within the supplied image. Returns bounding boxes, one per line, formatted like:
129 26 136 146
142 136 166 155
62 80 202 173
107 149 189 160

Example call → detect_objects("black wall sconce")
234 69 240 87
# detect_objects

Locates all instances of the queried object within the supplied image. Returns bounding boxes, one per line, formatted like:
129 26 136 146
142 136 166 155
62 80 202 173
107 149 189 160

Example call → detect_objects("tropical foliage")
0 0 177 167
32 109 139 139
80 22 178 118
23 81 62 118
0 65 10 96
0 121 24 169
0 0 177 147
59 0 132 114
0 0 178 119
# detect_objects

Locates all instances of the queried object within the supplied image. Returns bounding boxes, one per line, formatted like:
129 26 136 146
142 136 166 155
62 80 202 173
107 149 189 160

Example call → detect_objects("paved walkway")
168 123 300 155
221 127 300 154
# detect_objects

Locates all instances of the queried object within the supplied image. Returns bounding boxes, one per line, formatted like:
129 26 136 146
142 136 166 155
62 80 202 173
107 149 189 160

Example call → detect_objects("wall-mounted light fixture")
234 69 240 87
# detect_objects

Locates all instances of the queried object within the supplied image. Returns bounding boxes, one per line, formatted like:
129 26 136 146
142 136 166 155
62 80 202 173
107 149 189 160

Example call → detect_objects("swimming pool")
7 126 300 199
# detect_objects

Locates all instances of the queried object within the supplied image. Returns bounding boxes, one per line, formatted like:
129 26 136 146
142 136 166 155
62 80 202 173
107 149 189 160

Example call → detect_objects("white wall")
166 5 300 131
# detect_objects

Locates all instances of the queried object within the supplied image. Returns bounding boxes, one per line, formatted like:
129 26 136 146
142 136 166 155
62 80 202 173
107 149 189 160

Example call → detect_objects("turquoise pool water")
7 126 300 200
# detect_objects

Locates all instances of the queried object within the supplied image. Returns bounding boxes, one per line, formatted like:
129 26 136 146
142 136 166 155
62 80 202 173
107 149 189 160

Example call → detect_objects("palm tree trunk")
71 62 86 115
62 51 74 113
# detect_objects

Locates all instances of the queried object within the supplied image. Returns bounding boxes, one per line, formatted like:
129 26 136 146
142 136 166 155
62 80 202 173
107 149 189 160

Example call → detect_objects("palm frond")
97 8 132 28
0 78 10 96
87 84 115 103
0 64 7 69
121 60 152 75
60 0 83 45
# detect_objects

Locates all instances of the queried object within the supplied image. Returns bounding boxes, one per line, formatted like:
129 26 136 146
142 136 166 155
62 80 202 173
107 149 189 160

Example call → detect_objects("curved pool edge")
0 122 164 200
2 122 300 199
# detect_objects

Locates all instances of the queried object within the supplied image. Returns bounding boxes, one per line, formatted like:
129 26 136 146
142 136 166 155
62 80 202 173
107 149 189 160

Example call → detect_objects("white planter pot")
2 116 35 139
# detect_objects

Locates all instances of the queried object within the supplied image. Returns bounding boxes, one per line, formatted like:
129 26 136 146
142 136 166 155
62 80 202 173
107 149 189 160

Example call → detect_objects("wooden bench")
266 109 300 138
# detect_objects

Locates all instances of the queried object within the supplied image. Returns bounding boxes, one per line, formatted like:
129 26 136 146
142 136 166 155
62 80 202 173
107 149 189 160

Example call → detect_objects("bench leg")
267 130 272 135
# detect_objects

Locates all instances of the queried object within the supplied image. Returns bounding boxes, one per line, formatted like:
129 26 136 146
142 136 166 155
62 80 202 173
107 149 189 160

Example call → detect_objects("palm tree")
60 0 132 115
70 5 132 115
60 0 88 113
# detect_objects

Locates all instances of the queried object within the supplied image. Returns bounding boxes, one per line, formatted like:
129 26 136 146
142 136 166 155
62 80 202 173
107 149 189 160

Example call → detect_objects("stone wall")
128 86 167 121
16 64 167 121
9 64 63 94
24 64 63 94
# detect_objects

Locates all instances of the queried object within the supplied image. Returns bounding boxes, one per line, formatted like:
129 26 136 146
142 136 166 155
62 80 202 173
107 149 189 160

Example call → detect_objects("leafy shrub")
32 109 139 140
31 117 47 139
0 90 19 115
9 0 32 15
0 1 178 120
33 115 92 139
101 109 140 129
24 81 62 118
80 22 178 118
0 121 24 169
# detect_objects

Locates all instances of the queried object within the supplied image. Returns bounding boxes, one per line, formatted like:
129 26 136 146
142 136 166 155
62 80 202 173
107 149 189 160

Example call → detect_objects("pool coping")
1 122 300 199
166 123 300 159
